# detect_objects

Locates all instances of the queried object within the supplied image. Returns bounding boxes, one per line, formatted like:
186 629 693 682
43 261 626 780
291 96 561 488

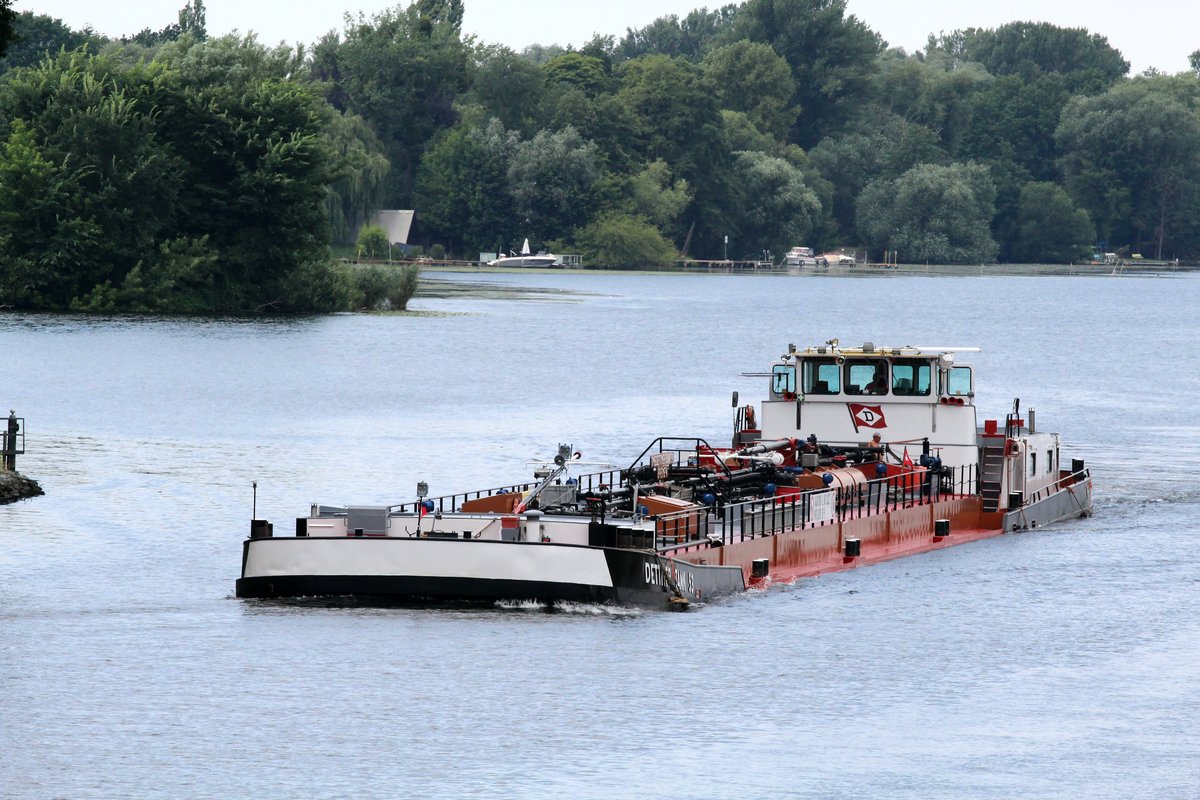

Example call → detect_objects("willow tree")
324 111 390 244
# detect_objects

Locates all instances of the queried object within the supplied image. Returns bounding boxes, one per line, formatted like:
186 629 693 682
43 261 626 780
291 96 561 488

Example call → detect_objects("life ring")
1007 439 1020 456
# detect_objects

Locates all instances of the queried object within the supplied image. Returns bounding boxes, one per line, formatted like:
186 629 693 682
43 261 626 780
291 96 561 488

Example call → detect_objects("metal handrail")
388 466 627 514
381 457 982 544
1019 467 1091 509
625 437 735 482
389 439 733 514
654 463 979 552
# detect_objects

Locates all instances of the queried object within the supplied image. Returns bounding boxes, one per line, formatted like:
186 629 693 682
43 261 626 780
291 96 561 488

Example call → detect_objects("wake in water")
494 599 642 616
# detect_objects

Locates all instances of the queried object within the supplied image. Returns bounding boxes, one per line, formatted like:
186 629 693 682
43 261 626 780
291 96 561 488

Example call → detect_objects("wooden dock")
674 259 777 271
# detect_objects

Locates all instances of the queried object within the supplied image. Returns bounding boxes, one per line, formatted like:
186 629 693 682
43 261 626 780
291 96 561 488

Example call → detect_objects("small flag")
847 402 887 430
902 447 913 468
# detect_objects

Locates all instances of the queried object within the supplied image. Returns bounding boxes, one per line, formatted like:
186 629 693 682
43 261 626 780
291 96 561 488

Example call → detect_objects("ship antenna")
252 481 257 520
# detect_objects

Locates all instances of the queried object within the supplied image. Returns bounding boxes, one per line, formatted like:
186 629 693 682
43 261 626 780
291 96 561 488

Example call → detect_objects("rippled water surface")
2 271 1199 799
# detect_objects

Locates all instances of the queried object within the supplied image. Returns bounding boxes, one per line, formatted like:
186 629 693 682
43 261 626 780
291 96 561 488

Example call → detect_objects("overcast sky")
21 0 1198 75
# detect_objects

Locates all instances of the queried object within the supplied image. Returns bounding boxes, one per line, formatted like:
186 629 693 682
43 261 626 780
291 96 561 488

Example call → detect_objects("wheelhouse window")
891 361 931 396
943 366 973 396
845 359 888 395
802 358 841 395
771 364 796 397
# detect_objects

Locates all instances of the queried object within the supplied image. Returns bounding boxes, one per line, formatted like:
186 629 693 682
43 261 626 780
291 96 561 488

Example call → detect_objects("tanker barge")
236 340 1093 609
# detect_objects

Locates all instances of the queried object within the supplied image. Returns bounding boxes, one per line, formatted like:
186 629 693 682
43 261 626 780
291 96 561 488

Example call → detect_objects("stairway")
979 444 1005 511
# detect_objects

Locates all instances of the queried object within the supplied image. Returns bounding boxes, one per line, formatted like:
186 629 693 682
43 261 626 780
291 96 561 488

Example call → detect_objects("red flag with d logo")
848 403 887 430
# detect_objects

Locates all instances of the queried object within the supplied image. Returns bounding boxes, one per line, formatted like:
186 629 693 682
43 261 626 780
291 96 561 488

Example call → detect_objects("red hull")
671 495 1003 585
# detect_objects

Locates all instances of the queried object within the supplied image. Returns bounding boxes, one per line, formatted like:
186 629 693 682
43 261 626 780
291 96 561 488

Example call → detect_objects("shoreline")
406 261 1199 278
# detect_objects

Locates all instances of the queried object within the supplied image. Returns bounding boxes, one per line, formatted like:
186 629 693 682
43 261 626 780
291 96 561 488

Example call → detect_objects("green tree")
727 150 822 257
1057 76 1200 258
310 2 470 206
702 40 796 139
857 162 998 263
414 119 519 254
0 40 340 311
507 126 600 238
154 29 302 88
733 0 883 145
122 1 206 48
0 12 97 74
616 54 732 256
0 52 185 302
386 264 420 310
0 0 14 57
956 74 1069 182
809 131 885 242
542 86 640 171
463 44 545 136
154 37 338 305
719 110 778 154
542 52 612 96
1011 182 1094 263
351 263 393 308
870 48 991 156
92 236 220 313
574 213 677 267
178 1 207 41
927 22 1128 94
618 55 718 166
323 111 390 244
0 120 100 306
627 159 692 231
614 7 739 62
357 223 390 258
912 68 1073 260
808 119 946 242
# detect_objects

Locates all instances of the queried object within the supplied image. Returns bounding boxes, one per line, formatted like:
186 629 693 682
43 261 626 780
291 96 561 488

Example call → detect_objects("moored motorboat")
784 246 825 267
488 238 558 267
819 251 856 265
236 339 1093 610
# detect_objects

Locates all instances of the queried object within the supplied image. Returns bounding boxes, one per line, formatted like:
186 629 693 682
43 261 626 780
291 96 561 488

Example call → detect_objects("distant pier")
674 259 776 271
1 411 43 504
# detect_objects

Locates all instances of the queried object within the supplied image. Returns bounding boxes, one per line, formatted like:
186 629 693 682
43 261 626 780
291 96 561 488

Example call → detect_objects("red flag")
902 447 913 468
847 402 887 430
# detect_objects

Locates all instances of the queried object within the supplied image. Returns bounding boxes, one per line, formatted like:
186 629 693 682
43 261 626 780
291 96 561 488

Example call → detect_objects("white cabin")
757 341 978 470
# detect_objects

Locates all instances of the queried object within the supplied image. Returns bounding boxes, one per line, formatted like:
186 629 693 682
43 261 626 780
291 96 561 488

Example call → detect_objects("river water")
2 270 1198 799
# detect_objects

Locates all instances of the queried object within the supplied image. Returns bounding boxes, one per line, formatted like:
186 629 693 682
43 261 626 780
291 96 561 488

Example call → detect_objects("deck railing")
656 463 979 554
389 466 627 515
1017 466 1092 510
383 443 981 556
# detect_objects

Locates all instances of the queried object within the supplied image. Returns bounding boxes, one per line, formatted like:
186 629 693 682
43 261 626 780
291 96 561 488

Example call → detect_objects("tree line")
1 0 1199 312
